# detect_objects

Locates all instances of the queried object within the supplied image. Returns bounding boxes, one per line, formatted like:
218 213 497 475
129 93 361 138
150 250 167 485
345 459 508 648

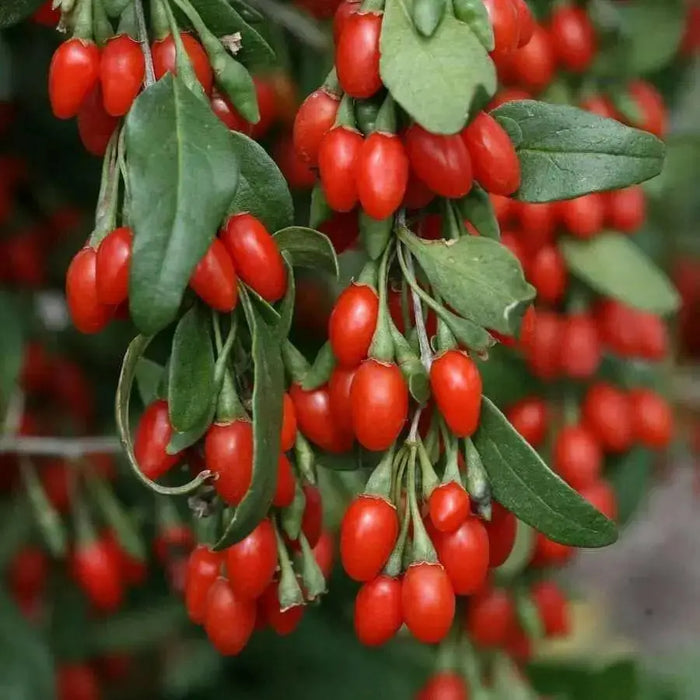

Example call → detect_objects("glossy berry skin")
560 313 601 379
483 0 519 59
281 393 297 452
340 495 398 581
558 193 605 239
328 366 357 439
529 245 568 305
66 248 114 334
506 397 548 447
483 502 517 567
466 586 515 647
77 86 119 156
582 383 633 453
513 0 535 47
523 309 562 380
204 420 253 504
293 88 340 166
429 482 470 533
225 519 277 600
57 664 101 700
152 33 213 95
430 351 482 438
579 479 617 521
134 400 181 481
334 1 361 44
100 35 145 116
507 24 556 93
250 76 278 140
204 577 256 655
628 80 667 138
96 226 133 306
531 532 574 567
356 132 409 220
275 133 316 189
462 112 520 196
606 186 646 233
318 126 364 212
258 582 304 635
549 5 597 73
210 91 252 133
434 517 490 595
417 672 469 700
336 12 382 98
329 283 379 368
553 424 602 491
185 546 222 623
516 201 557 251
71 536 123 612
274 454 296 508
354 575 403 646
629 389 673 449
531 580 570 637
189 238 238 312
49 39 101 119
351 360 408 451
404 125 473 199
402 563 455 644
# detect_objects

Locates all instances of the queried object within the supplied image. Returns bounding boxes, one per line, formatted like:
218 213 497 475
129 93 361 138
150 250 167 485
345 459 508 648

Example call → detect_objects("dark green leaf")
477 347 543 407
309 183 332 229
134 358 164 405
492 100 666 202
452 0 494 51
560 233 680 315
473 397 618 547
359 212 393 261
607 447 653 526
457 184 500 240
0 293 25 407
316 446 382 472
168 304 215 432
0 498 32 569
0 0 43 27
228 131 294 233
274 226 339 277
277 256 296 339
125 75 239 334
380 0 496 134
167 403 216 454
401 229 535 335
229 0 263 22
301 341 336 391
244 285 282 324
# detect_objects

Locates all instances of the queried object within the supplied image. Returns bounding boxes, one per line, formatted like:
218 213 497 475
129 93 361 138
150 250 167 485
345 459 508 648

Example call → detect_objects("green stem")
406 444 437 563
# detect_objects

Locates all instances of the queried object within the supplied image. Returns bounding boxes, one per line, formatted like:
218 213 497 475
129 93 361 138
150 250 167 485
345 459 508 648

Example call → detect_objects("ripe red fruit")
281 392 297 452
529 245 568 305
483 502 517 567
466 586 515 647
204 420 253 504
354 575 403 646
580 94 617 119
333 0 361 45
582 383 633 453
553 424 602 491
531 580 570 637
404 125 474 199
96 226 133 306
318 126 364 211
462 112 521 196
329 283 379 368
516 201 557 252
429 350 482 438
522 309 562 380
189 238 238 312
258 582 304 635
274 133 316 189
505 397 548 447
204 577 256 655
531 532 574 567
351 360 408 451
336 12 382 98
627 80 668 138
340 495 398 581
100 35 145 116
328 366 357 439
429 482 470 534
606 186 646 233
274 454 296 508
57 664 101 700
221 213 287 303
402 563 455 644
293 88 340 166
49 38 101 119
313 530 335 578
356 132 409 220
226 519 277 600
133 400 181 481
483 0 520 59
319 211 359 253
434 517 490 595
417 672 469 700
596 299 639 357
210 91 253 133
9 546 48 604
152 33 213 95
507 24 556 93
637 312 668 362
250 76 278 139
513 0 535 47
560 313 601 379
71 536 123 612
185 545 222 623
290 382 354 453
558 193 605 239
579 479 617 521
77 86 119 156
549 4 597 73
629 388 673 449
298 484 323 547
66 248 114 334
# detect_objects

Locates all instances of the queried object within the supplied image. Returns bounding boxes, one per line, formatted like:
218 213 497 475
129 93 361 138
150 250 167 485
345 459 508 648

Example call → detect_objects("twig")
0 436 122 458
135 0 156 86
246 0 331 52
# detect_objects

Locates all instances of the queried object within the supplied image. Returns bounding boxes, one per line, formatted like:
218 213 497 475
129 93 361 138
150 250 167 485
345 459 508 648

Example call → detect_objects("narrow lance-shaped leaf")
273 227 339 278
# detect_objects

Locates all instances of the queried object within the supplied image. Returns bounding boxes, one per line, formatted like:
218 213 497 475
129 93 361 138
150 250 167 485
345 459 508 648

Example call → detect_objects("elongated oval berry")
549 5 597 73
629 388 673 449
281 393 297 452
404 124 473 199
66 248 114 334
579 479 617 521
49 38 101 119
273 454 296 508
429 482 470 534
582 383 633 453
70 536 123 612
434 517 490 595
558 193 605 239
627 80 667 138
531 580 570 637
401 563 455 644
417 672 468 700
189 238 238 311
553 424 602 491
293 88 341 166
506 396 548 447
507 24 556 93
329 283 379 367
258 581 304 635
606 186 646 233
430 350 482 438
185 545 222 623
300 484 323 547
466 586 515 647
483 501 517 567
204 420 253 504
354 575 403 646
560 313 601 379
152 32 213 94
221 213 287 302
529 245 568 304
513 0 535 47
77 86 119 156
328 366 356 439
334 0 361 44
96 226 133 306
100 34 145 116
483 0 519 59
336 12 382 98
225 518 277 600
351 360 408 451
356 132 409 220
134 400 181 480
57 664 101 700
318 126 364 212
210 90 252 133
340 495 398 581
204 577 256 655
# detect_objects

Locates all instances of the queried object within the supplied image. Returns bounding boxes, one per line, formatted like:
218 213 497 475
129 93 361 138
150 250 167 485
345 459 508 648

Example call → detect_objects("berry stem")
134 0 156 86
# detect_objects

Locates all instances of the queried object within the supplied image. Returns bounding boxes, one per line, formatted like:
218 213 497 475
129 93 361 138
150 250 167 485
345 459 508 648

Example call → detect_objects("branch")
0 436 122 458
246 0 331 52
135 0 156 86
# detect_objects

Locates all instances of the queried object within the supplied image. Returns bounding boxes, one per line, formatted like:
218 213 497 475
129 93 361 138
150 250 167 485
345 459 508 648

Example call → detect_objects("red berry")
402 563 455 644
333 0 361 45
580 94 617 119
531 580 570 637
274 133 316 189
57 664 101 700
9 546 48 604
516 201 557 252
226 519 277 600
582 383 633 453
484 0 520 59
313 530 335 578
258 582 304 635
318 126 364 212
133 400 181 481
329 283 379 368
71 536 123 612
558 193 605 239
100 35 145 116
560 313 601 379
529 245 568 305
629 388 673 449
189 239 238 312
579 479 617 521
596 299 640 357
210 90 253 133
319 211 360 253
506 24 555 93
204 420 253 504
281 393 298 452
522 309 562 380
553 424 602 491
250 76 278 140
328 366 357 439
77 86 119 156
627 80 668 138
300 484 324 547
185 545 222 623
152 33 213 95
434 517 490 595
66 248 114 334
505 397 548 447
49 38 101 119
483 502 517 567
531 532 574 567
340 495 398 581
354 575 403 646
513 0 535 47
204 577 256 654
96 227 133 306
336 12 382 98
293 88 340 166
606 186 646 233
636 311 668 361
417 672 469 700
429 482 470 534
466 586 515 647
274 454 296 508
549 5 597 73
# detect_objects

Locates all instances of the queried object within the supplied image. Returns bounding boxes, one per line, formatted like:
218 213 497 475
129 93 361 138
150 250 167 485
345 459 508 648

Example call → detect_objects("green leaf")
228 131 294 233
413 0 446 37
273 226 339 277
168 304 215 432
167 403 216 454
0 0 43 28
380 0 496 134
457 184 500 240
560 233 680 315
214 289 284 549
134 358 164 405
473 398 618 547
125 74 240 334
301 341 336 391
0 293 25 407
607 447 653 526
277 256 296 339
452 0 494 51
401 229 535 335
491 100 666 202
